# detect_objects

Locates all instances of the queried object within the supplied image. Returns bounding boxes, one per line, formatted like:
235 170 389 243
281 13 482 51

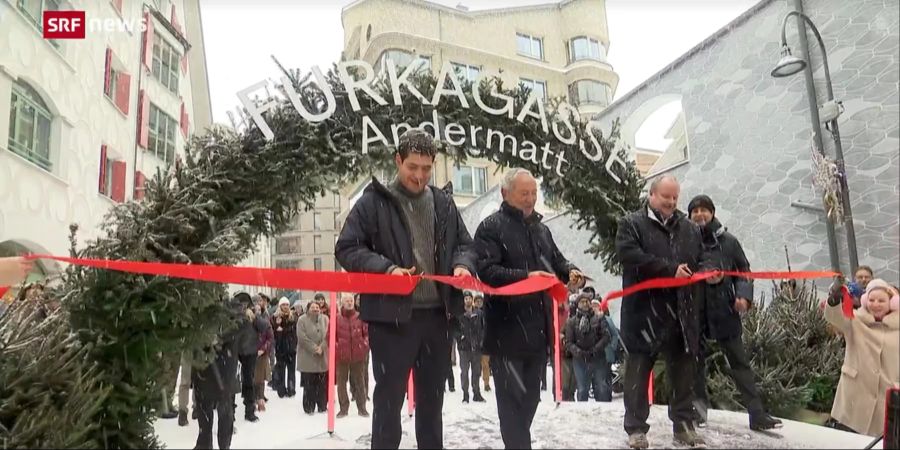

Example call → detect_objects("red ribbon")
2 255 853 318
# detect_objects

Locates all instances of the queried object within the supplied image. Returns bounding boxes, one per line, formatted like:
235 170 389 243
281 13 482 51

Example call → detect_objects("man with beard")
615 175 705 449
335 129 475 449
687 194 782 432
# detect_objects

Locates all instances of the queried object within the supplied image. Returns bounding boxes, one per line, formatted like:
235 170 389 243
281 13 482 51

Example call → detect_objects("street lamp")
772 9 859 273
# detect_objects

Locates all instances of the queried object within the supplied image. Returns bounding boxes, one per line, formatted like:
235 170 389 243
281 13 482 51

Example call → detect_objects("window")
568 80 611 107
148 103 177 164
151 35 180 94
378 50 431 74
275 236 302 254
275 258 302 269
333 192 340 208
452 63 481 84
334 258 342 272
519 78 547 101
313 212 322 230
516 33 543 60
314 235 322 254
8 80 53 171
453 166 487 196
17 0 62 48
314 258 323 271
105 65 120 101
333 211 340 230
569 37 606 63
100 154 114 197
366 24 372 41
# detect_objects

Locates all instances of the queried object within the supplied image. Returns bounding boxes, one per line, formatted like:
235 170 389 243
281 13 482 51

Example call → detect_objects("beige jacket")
825 303 899 436
297 313 329 373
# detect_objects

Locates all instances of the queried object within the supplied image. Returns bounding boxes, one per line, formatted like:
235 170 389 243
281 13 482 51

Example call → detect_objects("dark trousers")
194 389 234 450
237 354 256 415
338 360 367 413
274 352 297 396
623 337 695 435
491 353 546 449
301 372 327 413
694 336 764 421
573 356 611 402
369 308 451 450
459 350 482 396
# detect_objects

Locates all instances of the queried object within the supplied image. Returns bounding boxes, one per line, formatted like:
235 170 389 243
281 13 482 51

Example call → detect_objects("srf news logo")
43 11 148 39
43 11 85 39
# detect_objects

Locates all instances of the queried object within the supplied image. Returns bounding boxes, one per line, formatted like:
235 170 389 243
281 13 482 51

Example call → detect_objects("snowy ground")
156 367 873 449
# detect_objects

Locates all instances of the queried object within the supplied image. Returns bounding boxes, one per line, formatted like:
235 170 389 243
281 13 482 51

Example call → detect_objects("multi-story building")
0 0 209 293
272 0 619 293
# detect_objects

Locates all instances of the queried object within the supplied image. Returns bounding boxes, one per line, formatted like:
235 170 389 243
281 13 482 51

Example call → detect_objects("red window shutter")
111 160 127 203
179 101 188 138
99 145 108 195
134 171 145 201
113 0 123 14
141 12 154 71
136 90 149 148
115 72 131 115
103 48 112 96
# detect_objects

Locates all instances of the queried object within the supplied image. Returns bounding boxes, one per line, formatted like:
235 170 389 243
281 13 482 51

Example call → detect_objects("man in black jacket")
335 129 476 450
234 292 266 423
687 195 781 432
458 291 486 403
474 168 584 449
615 175 705 449
193 295 242 450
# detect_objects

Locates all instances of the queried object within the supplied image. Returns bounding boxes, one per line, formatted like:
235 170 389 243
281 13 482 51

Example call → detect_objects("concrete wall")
589 0 899 285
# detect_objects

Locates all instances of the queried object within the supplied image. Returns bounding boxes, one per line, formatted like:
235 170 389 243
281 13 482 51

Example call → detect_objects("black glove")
827 275 845 307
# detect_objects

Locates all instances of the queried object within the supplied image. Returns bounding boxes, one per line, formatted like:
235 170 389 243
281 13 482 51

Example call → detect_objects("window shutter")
115 72 131 115
104 47 112 96
111 160 127 203
99 145 108 195
134 171 145 201
113 0 123 14
141 12 154 71
179 101 189 138
136 90 149 148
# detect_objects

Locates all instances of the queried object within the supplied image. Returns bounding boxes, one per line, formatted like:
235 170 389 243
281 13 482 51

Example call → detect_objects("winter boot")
473 392 486 402
359 408 370 417
245 409 259 423
627 433 649 449
177 410 188 427
673 428 706 448
750 413 783 431
336 410 349 418
462 392 470 403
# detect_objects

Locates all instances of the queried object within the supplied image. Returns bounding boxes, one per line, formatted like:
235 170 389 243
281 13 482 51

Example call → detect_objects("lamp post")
771 7 859 273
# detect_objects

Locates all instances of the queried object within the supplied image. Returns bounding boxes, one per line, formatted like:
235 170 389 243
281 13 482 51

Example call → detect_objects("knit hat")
687 194 716 216
860 278 900 312
278 297 290 307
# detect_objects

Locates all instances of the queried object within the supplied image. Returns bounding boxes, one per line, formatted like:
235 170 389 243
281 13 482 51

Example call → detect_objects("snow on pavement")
156 371 872 449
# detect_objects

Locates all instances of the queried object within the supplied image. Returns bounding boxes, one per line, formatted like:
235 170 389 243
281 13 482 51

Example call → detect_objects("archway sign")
54 59 644 449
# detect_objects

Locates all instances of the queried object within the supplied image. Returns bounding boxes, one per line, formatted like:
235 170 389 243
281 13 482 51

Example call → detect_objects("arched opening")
620 94 691 178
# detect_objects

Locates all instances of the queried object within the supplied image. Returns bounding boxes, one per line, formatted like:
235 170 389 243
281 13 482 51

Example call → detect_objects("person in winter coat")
457 291 486 403
314 292 329 317
557 293 577 401
234 292 266 423
193 296 242 450
474 168 584 449
614 175 706 450
474 294 492 392
565 293 611 402
252 303 274 413
825 277 899 437
335 292 370 417
687 195 782 431
334 129 476 449
271 297 298 398
597 301 620 395
298 301 329 415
